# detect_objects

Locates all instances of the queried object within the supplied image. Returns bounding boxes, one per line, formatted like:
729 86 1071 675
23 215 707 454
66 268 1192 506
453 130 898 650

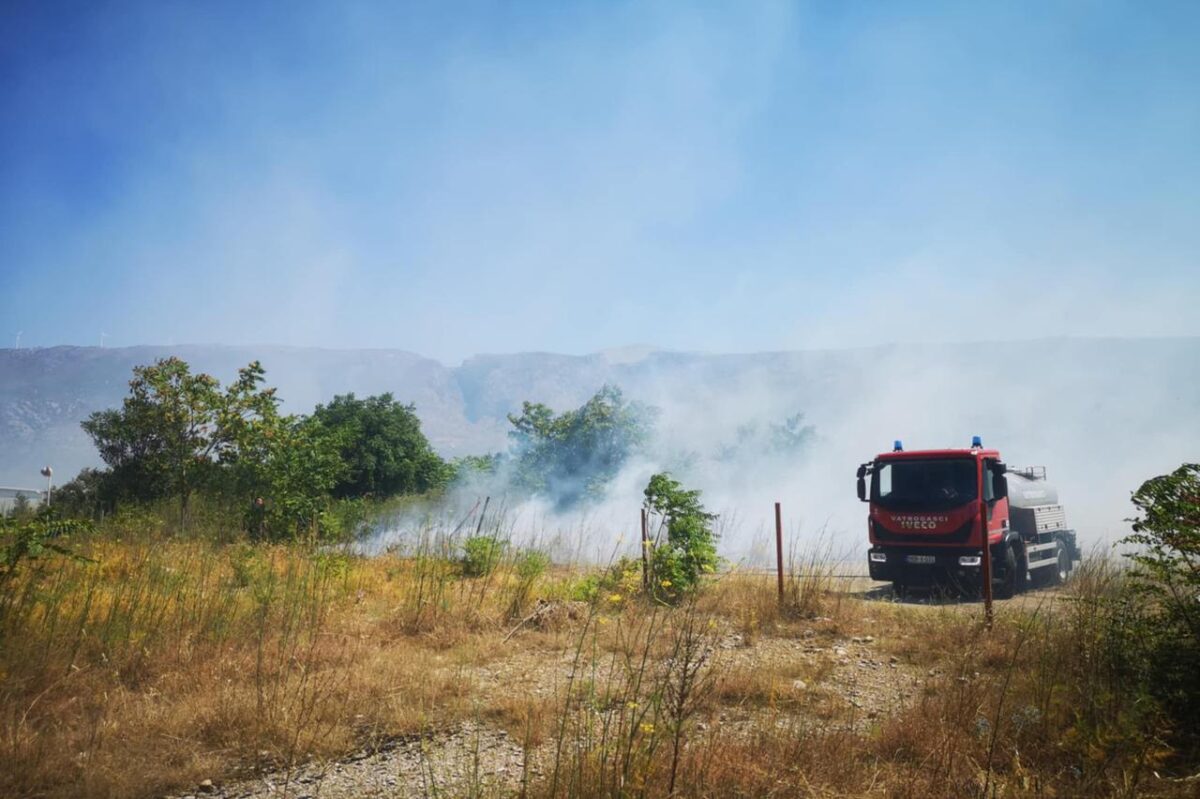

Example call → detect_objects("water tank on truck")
1004 467 1080 580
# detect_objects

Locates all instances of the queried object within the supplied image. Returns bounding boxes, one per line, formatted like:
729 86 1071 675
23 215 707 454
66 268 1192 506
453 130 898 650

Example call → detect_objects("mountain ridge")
2 339 1198 505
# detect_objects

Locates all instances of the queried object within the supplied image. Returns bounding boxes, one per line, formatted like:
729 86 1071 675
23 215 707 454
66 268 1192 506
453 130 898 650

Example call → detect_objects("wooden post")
775 502 785 603
978 457 994 630
475 495 491 537
640 507 650 592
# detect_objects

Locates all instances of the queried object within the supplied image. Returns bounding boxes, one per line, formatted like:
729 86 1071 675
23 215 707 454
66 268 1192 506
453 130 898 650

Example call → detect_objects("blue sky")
1 1 1197 363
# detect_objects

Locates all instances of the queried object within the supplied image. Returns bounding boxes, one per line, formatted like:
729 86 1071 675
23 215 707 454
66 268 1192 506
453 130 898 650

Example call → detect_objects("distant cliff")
2 340 1198 527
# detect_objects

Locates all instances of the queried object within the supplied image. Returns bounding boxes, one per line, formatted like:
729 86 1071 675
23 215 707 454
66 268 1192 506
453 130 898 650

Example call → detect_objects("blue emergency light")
893 439 903 452
971 435 982 448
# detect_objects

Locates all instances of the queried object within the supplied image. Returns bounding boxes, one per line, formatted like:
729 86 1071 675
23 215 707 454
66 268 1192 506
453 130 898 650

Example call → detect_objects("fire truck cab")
856 438 1079 597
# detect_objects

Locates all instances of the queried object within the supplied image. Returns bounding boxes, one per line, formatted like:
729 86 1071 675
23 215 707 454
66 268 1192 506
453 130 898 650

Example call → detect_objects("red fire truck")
856 437 1079 597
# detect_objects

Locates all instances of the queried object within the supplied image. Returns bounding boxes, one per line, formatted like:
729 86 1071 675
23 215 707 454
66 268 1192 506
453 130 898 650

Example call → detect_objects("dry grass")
1 523 1195 799
0 525 578 798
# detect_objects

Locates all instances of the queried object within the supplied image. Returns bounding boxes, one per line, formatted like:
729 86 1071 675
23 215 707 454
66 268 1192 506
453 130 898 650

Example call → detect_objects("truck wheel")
1019 548 1032 593
994 544 1018 599
1047 541 1070 586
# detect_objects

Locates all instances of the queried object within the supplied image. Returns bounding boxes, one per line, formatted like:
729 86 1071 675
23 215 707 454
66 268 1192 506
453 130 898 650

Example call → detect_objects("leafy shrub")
462 535 506 577
569 556 643 603
1122 462 1200 755
227 543 274 597
323 497 371 542
505 548 553 618
0 510 92 604
568 574 601 602
312 551 352 586
643 473 719 602
516 549 551 581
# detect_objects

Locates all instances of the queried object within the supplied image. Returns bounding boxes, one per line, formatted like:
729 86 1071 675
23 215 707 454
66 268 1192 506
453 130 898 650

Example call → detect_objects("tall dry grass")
0 504 572 798
3 505 1195 799
524 554 1196 798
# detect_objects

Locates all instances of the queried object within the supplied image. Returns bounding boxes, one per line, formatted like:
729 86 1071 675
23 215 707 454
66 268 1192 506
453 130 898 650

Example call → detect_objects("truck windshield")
872 458 978 511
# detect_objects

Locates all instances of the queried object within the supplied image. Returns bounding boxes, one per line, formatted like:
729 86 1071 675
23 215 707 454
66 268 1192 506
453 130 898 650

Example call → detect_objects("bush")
516 549 551 581
0 510 91 604
505 548 553 618
51 468 116 520
568 556 642 604
1122 462 1200 755
462 535 506 577
643 473 719 602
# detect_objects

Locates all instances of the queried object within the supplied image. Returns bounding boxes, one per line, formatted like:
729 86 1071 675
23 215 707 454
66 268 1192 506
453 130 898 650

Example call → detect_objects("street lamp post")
40 466 53 507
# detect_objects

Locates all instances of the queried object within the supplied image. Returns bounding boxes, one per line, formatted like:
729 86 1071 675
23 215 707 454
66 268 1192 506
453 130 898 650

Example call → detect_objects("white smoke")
367 338 1199 566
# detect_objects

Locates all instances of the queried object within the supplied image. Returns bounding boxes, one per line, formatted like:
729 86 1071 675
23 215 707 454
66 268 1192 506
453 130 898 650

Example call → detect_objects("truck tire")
1046 540 1071 586
994 544 1019 600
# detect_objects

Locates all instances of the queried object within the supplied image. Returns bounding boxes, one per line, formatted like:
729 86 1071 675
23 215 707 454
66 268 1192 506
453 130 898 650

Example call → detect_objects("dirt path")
169 616 930 799
172 723 526 799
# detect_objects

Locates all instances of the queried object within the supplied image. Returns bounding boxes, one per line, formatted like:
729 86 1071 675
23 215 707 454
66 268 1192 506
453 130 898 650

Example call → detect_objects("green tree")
6 493 34 521
451 453 503 478
307 393 448 498
210 370 346 539
643 472 719 602
508 385 654 509
242 418 345 540
80 358 341 538
50 468 113 519
1123 462 1200 751
1126 463 1200 633
82 358 227 526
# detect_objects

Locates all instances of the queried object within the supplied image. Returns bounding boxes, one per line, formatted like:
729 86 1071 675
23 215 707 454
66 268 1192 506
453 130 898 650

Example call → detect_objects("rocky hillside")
2 340 1198 526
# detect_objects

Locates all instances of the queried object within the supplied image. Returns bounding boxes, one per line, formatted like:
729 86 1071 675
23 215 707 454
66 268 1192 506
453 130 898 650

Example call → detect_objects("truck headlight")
869 552 887 563
958 555 981 566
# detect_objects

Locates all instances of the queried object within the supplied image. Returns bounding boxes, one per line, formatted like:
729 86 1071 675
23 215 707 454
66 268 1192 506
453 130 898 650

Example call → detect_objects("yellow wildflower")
608 593 623 603
660 579 672 588
639 722 655 734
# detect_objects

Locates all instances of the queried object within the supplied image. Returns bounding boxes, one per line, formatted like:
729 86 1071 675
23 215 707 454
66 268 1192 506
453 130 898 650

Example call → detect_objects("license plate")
906 555 936 565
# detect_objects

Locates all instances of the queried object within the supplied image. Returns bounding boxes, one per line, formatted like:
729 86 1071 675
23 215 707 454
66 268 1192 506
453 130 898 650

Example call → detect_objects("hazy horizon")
4 332 1199 365
4 337 1197 556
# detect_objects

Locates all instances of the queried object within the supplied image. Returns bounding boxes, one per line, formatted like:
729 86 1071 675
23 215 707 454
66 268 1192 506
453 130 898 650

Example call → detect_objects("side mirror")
985 461 1008 502
856 464 868 502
